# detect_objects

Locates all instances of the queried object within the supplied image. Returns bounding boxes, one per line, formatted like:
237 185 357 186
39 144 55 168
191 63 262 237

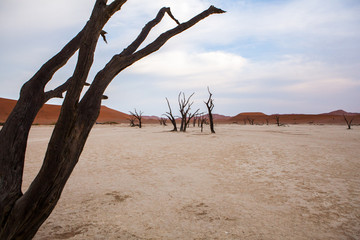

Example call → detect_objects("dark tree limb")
164 97 177 131
120 7 180 56
204 87 215 133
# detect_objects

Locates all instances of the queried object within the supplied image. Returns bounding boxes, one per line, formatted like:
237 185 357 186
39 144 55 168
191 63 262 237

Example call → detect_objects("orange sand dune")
0 97 129 125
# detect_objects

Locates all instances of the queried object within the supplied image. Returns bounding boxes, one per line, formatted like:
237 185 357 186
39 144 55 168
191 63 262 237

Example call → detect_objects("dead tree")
204 87 215 133
200 115 208 132
186 109 200 129
129 109 143 128
178 92 199 132
193 112 204 127
247 117 255 125
0 1 225 238
159 118 167 126
275 115 281 126
343 114 354 129
128 116 137 127
164 97 178 131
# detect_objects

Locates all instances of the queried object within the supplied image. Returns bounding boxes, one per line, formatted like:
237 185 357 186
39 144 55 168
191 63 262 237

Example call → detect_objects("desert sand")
21 124 359 239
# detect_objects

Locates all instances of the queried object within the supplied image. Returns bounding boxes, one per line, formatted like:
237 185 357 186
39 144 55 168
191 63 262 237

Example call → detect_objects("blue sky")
0 0 359 116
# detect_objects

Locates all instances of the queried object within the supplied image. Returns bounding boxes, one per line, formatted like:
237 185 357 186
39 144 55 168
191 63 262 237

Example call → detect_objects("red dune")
230 111 360 125
0 97 129 125
1 97 359 125
236 112 267 116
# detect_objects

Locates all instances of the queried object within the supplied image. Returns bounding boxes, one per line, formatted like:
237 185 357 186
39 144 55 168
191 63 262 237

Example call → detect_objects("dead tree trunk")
164 97 177 131
275 115 281 126
204 87 215 133
343 114 354 129
0 2 225 238
178 92 198 132
129 109 143 128
200 115 208 132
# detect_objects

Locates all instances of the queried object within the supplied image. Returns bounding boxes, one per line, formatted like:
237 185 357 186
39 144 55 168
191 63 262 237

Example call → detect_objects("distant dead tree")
199 115 208 132
265 119 269 125
343 114 354 129
0 1 224 238
128 116 137 127
275 115 281 126
247 117 255 125
186 109 200 130
164 97 177 131
204 87 215 133
178 92 199 132
159 117 167 126
193 112 202 127
129 109 143 128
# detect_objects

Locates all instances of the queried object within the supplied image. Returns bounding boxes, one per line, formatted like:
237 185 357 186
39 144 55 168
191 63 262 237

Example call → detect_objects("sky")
0 0 359 116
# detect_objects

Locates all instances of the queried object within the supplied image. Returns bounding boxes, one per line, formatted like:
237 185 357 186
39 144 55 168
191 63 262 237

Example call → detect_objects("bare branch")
82 5 225 99
106 0 127 16
120 7 179 56
131 6 225 61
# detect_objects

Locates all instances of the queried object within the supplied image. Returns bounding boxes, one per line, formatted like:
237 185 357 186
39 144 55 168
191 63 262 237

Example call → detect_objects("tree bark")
0 3 224 239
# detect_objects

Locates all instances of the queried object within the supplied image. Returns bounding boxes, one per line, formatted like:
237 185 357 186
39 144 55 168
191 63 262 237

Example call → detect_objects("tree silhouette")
0 1 224 238
178 92 199 132
343 114 354 129
129 109 143 128
204 87 215 133
164 97 178 131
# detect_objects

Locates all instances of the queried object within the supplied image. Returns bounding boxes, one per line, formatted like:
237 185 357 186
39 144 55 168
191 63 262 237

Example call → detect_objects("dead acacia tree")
186 109 200 129
178 92 199 132
204 87 215 133
164 97 177 131
129 109 143 128
343 114 354 129
275 114 281 126
193 112 204 127
247 117 255 125
199 115 208 132
0 1 225 238
159 117 167 126
128 116 137 127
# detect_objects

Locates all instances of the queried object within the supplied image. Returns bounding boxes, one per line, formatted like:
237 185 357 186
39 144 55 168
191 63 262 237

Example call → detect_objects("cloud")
0 0 92 37
0 0 359 115
128 50 247 89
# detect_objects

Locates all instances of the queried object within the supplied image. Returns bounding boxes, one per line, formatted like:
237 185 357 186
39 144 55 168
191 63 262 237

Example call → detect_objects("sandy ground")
22 124 360 240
